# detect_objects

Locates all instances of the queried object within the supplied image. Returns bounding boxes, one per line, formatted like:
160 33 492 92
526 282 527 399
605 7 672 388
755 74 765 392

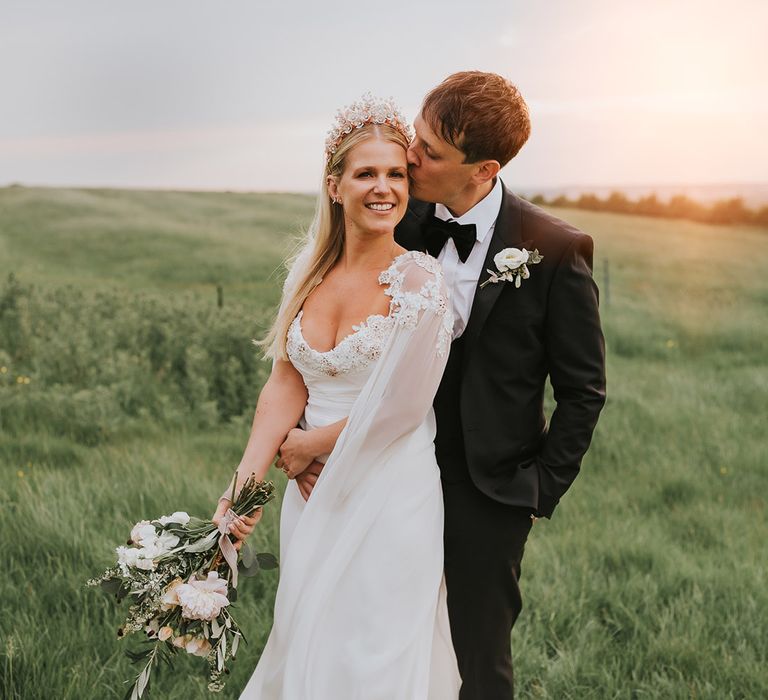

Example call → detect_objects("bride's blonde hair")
259 122 411 360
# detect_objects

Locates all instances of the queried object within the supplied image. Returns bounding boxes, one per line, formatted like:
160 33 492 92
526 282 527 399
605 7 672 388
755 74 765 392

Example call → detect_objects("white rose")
176 571 230 621
130 521 157 547
144 618 160 635
158 511 191 526
494 247 529 272
155 532 181 554
134 557 156 571
116 545 140 574
134 543 161 571
160 578 184 611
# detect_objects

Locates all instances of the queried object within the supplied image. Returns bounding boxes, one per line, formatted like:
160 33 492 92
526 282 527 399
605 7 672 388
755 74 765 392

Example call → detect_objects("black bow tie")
423 216 477 263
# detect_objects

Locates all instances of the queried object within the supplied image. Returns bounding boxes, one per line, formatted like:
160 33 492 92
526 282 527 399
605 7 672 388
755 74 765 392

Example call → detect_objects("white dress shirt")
434 177 503 339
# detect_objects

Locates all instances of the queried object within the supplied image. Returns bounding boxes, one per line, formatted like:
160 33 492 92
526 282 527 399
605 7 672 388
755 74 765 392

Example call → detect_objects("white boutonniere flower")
480 247 543 289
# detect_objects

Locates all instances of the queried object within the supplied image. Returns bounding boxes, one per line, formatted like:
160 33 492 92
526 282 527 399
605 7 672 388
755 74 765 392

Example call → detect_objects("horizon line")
3 180 768 195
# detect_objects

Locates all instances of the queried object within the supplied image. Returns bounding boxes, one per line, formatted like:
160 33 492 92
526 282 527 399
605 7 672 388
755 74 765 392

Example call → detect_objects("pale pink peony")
185 636 213 657
160 578 184 611
171 634 189 649
176 571 230 621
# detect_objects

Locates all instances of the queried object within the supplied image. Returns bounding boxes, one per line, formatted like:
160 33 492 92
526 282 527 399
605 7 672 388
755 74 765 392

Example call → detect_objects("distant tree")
635 194 663 217
551 195 574 208
753 206 768 227
530 194 547 205
605 191 630 213
708 197 750 225
666 194 707 221
577 194 602 211
540 190 767 228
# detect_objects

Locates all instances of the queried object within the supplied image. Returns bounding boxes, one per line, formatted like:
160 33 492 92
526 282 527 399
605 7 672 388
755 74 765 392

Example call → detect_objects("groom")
398 71 605 698
299 72 606 698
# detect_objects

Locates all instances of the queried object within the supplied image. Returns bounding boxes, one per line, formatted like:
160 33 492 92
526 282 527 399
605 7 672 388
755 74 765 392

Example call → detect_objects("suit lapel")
463 186 524 349
395 199 434 252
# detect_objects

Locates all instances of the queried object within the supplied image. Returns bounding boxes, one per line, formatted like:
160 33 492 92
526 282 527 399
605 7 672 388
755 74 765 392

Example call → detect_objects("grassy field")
1 185 766 699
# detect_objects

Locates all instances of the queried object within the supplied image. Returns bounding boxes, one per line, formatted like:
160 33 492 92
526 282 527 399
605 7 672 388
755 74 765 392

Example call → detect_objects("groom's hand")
295 460 325 502
276 427 315 479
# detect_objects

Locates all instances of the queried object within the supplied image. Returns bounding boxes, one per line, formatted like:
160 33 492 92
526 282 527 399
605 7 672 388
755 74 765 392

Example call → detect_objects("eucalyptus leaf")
239 562 261 578
241 540 255 568
137 665 150 697
211 617 222 638
256 552 279 570
185 532 218 553
100 578 122 595
185 517 209 529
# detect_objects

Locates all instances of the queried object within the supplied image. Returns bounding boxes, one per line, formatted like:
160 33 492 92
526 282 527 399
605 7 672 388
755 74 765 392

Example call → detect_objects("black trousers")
442 479 533 700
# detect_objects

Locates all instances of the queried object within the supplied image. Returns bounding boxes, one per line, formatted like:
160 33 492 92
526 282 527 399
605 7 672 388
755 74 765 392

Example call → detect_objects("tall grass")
1 188 766 698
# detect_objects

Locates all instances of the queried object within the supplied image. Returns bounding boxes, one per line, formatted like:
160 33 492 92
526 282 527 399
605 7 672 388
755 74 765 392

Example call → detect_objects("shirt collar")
433 176 503 243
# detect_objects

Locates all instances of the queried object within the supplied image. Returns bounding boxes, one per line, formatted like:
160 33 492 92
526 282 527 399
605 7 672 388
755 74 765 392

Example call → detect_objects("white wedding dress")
239 251 461 699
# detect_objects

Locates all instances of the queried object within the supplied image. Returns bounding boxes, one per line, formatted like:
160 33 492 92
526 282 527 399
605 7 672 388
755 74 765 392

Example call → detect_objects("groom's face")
407 113 476 207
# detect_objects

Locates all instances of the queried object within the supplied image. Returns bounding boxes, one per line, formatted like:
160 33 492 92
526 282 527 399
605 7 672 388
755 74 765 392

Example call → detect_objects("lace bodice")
286 251 452 380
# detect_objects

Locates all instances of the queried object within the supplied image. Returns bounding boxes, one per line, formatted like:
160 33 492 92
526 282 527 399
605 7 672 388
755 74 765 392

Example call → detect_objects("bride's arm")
231 358 308 488
218 358 308 499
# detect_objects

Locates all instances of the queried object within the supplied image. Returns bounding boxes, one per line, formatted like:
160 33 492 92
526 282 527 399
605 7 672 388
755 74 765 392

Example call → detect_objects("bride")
211 95 461 699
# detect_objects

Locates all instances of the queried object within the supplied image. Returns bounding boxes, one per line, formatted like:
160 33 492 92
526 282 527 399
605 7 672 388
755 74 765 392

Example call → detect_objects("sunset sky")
1 0 766 192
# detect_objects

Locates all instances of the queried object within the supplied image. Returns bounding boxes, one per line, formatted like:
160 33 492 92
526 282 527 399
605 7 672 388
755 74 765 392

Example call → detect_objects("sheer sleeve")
313 252 452 502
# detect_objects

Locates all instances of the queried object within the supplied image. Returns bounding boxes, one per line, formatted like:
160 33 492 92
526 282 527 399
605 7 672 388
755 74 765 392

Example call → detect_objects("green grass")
1 186 767 699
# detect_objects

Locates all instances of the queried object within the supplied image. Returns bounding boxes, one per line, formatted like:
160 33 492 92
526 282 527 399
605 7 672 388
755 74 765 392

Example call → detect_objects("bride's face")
329 137 409 238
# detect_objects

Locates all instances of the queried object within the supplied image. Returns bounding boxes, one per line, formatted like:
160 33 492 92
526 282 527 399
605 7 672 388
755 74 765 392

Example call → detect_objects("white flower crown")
324 92 413 163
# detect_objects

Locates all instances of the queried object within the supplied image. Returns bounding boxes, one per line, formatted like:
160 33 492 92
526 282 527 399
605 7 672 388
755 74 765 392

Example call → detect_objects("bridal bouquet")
86 470 277 699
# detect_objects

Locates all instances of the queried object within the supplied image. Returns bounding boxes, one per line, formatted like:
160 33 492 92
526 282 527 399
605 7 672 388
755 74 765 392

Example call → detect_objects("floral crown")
324 92 413 163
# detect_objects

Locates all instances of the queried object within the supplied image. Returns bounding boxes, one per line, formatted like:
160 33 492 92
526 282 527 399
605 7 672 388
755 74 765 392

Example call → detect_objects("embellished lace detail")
379 251 452 358
286 251 452 377
287 311 394 377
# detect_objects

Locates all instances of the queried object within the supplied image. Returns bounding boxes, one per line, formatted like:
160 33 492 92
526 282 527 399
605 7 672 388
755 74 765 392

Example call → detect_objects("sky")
1 0 766 192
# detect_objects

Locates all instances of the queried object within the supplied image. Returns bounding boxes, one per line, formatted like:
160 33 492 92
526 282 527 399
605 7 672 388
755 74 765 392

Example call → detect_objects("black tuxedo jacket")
395 184 606 518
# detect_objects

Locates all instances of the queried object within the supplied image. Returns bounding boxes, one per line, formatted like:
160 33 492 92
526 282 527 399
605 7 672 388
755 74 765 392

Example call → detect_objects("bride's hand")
211 499 263 552
276 428 316 479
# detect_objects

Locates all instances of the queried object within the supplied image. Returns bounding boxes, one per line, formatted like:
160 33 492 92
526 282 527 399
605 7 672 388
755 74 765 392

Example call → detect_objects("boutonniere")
480 247 543 289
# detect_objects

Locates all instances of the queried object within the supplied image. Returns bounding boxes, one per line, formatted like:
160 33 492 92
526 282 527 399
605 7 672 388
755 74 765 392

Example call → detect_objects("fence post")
217 284 223 309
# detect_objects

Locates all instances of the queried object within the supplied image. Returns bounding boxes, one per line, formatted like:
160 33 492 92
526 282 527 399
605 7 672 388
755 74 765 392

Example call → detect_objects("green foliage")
0 274 275 444
1 188 767 699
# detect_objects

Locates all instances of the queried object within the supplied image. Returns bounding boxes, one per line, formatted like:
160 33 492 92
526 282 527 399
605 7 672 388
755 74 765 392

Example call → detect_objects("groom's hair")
422 71 530 167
